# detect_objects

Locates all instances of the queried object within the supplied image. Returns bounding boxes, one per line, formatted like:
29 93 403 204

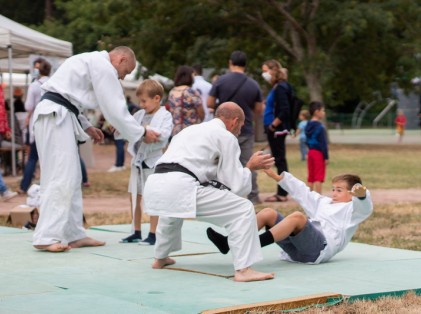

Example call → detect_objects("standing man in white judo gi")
32 46 159 252
144 102 275 282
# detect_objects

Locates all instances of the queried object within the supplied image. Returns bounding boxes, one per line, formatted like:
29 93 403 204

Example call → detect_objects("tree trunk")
45 0 53 20
304 72 323 102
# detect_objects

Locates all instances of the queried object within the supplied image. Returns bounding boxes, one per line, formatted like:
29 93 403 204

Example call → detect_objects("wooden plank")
201 292 343 314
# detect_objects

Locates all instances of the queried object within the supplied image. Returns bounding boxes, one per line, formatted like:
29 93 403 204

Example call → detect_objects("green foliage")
6 0 421 107
0 0 45 25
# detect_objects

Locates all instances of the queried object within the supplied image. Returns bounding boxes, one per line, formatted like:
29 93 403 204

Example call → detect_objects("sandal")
264 195 288 202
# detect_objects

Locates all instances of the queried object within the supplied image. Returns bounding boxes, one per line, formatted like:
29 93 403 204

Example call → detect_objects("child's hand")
144 129 161 143
263 168 283 182
350 183 367 198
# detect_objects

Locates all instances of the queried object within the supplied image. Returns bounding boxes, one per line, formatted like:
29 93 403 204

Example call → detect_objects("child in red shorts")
305 101 328 193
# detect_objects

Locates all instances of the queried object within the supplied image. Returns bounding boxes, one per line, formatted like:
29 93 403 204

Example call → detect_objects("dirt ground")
2 143 421 217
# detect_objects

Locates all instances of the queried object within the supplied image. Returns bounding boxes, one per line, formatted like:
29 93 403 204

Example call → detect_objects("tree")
0 0 45 25
22 0 421 106
209 0 421 104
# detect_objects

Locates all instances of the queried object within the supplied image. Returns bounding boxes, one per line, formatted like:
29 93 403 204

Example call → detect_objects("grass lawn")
79 143 421 198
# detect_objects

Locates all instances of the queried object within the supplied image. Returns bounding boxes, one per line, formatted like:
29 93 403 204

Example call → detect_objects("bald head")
109 46 136 80
215 102 245 136
109 46 136 60
215 102 244 120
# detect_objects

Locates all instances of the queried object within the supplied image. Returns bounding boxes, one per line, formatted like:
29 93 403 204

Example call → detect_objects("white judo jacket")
279 172 373 264
34 50 144 143
126 107 173 169
144 118 252 218
126 107 173 199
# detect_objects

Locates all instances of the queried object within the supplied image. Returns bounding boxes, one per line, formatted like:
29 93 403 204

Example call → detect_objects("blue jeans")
0 170 7 193
20 141 39 192
299 138 308 161
80 157 88 184
114 139 125 167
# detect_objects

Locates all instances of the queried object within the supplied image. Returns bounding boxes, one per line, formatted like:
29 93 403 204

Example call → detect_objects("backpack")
288 90 304 132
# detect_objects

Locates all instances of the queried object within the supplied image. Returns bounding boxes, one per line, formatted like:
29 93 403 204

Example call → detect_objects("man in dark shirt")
208 51 263 204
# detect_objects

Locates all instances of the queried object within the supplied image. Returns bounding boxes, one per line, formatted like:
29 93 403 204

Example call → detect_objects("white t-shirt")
192 75 212 121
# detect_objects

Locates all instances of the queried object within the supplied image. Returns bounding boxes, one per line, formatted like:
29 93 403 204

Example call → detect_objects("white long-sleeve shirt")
192 75 212 121
279 172 373 263
144 118 251 218
39 50 143 143
25 76 48 113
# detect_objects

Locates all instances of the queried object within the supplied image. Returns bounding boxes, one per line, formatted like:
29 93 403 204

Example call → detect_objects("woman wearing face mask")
261 60 292 202
17 58 52 194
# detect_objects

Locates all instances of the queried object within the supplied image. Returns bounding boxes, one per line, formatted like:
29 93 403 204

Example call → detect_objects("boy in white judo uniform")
144 102 276 282
207 169 373 264
120 79 173 245
32 47 159 252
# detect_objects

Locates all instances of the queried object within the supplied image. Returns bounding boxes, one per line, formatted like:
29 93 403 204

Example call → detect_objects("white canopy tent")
0 14 72 176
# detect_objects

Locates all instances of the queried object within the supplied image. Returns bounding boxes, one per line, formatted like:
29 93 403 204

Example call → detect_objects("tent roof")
0 57 32 73
0 15 72 59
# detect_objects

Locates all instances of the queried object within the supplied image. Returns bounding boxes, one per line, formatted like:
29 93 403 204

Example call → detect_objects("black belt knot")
41 91 85 144
155 163 230 191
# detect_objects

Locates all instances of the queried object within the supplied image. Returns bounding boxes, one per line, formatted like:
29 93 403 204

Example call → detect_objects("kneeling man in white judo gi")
144 102 275 282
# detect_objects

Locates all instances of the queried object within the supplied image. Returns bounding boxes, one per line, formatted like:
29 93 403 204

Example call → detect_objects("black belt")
155 163 230 191
41 91 85 144
41 91 80 118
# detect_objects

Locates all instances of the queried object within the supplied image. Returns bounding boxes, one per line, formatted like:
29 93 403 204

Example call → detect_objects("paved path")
288 129 421 145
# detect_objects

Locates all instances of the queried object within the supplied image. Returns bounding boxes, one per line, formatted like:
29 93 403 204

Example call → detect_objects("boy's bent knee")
290 211 307 230
258 207 278 224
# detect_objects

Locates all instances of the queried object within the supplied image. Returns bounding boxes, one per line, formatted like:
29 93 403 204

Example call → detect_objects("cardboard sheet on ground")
0 222 420 314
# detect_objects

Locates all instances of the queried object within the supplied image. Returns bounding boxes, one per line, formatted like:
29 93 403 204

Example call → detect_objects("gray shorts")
274 212 327 263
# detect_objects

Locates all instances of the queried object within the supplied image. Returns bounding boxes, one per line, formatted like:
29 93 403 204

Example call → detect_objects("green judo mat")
1 221 420 314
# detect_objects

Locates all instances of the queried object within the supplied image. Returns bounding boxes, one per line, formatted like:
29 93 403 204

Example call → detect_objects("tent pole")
7 44 16 177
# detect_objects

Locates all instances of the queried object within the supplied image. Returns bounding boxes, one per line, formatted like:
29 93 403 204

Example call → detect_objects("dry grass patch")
84 211 132 227
298 292 421 314
83 169 130 197
84 211 151 227
353 203 421 251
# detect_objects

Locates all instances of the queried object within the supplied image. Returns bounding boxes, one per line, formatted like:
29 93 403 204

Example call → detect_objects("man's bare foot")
152 257 176 269
34 243 71 252
234 267 275 282
69 237 105 248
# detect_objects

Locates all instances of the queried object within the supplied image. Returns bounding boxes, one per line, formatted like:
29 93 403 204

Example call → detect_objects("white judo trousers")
32 113 86 245
154 185 263 270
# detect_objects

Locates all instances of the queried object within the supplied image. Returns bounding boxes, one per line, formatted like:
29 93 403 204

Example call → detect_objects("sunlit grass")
258 143 421 191
79 143 421 199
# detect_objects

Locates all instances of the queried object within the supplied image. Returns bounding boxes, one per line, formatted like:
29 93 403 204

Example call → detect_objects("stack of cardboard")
7 205 38 228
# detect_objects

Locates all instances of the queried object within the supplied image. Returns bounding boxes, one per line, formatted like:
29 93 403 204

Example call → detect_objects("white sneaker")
274 129 290 137
107 166 126 173
2 190 18 202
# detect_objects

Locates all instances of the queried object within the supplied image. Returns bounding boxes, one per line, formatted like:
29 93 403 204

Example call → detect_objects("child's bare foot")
234 267 275 282
34 243 71 252
69 237 105 248
152 257 176 269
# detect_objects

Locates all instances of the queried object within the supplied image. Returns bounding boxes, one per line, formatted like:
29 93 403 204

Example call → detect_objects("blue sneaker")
120 233 142 243
138 233 156 246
